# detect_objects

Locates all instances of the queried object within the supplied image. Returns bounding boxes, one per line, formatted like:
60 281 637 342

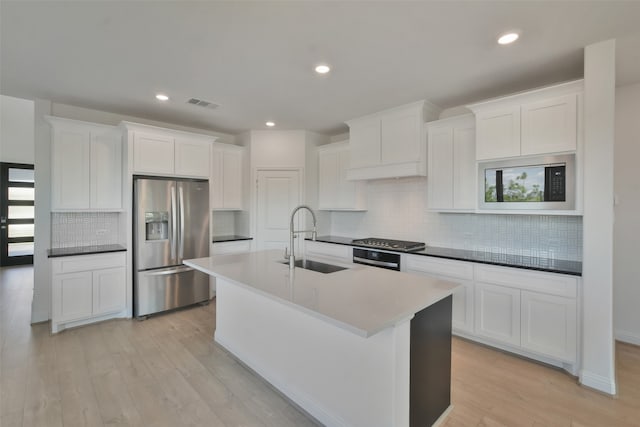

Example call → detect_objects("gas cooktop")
351 238 426 252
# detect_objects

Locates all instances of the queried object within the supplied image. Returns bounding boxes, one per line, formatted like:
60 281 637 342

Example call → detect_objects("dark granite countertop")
212 235 253 243
307 236 582 276
48 244 127 258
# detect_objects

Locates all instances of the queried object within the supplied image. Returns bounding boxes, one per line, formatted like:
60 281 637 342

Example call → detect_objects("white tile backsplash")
330 177 582 261
51 212 120 248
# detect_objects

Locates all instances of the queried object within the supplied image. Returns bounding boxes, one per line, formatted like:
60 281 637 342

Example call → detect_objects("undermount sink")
279 259 348 274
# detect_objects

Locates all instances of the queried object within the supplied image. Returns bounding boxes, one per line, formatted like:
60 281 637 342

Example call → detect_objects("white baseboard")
579 370 617 395
615 329 640 346
432 405 454 427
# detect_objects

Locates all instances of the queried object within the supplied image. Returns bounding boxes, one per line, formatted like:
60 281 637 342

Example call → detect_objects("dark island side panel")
410 295 452 427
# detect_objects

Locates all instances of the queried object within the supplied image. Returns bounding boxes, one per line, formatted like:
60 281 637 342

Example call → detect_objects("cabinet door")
52 128 91 209
133 132 174 174
318 149 339 209
348 119 380 169
475 106 521 160
474 282 521 347
211 148 224 209
90 131 122 209
92 267 126 316
521 291 577 362
52 271 93 322
175 138 210 178
381 108 420 165
452 280 474 334
337 149 363 209
452 125 476 210
521 94 577 156
222 149 243 209
427 127 454 209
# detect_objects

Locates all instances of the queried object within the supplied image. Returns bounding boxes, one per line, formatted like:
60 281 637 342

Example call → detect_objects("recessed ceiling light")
497 32 520 45
155 93 169 101
265 121 275 127
315 64 331 74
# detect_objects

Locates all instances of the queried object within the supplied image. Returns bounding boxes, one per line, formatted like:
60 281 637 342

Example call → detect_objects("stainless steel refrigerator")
133 177 210 318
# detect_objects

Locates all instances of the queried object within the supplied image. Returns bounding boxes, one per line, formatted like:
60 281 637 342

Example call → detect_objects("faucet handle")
284 247 289 260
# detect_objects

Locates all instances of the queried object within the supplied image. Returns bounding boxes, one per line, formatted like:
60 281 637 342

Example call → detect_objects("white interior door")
256 170 301 252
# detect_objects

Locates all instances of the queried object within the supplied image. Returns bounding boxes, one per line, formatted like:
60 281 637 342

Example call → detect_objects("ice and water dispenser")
145 212 169 241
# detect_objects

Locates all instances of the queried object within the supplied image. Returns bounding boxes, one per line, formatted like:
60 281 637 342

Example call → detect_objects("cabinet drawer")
305 241 351 261
52 252 126 274
212 240 252 255
405 255 474 280
474 264 577 298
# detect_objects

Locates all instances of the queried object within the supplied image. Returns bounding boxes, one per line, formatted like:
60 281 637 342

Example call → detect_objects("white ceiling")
2 1 639 136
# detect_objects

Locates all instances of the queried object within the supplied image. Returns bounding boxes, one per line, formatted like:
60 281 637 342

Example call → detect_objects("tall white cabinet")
211 143 245 210
426 114 476 211
47 116 123 211
317 141 366 211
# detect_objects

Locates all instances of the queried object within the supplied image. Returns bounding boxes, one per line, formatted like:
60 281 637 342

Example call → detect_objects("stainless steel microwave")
478 154 575 210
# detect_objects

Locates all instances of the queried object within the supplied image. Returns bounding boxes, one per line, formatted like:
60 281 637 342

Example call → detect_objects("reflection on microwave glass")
485 166 546 202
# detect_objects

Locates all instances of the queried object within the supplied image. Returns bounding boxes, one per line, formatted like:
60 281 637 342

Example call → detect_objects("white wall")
248 130 307 168
580 39 616 395
613 82 640 346
0 95 34 164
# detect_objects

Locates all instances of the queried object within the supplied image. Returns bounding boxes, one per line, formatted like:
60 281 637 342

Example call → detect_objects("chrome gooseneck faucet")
287 205 317 269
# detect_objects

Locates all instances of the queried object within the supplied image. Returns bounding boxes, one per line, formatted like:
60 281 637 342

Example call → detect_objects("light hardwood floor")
1 265 639 427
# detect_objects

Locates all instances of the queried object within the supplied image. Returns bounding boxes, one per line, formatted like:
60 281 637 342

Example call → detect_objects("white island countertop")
184 249 459 337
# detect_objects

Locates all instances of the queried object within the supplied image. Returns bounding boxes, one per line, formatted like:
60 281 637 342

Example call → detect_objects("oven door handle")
353 256 399 269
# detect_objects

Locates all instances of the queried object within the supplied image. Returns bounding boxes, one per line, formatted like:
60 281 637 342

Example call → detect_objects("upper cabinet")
468 80 582 161
427 115 476 211
123 122 215 178
211 143 244 210
47 116 123 211
318 141 366 211
346 101 441 180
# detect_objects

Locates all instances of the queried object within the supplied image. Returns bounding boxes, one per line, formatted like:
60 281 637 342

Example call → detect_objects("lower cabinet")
404 253 579 367
521 291 577 362
474 282 522 347
304 240 352 263
51 252 127 333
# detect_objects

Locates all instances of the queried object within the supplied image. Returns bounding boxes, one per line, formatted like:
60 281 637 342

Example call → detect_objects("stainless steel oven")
353 248 401 271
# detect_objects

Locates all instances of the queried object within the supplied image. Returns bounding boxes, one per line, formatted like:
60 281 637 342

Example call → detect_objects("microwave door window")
485 169 498 202
502 166 545 202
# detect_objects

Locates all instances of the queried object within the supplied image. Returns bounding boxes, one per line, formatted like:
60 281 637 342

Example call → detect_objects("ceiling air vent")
187 98 219 110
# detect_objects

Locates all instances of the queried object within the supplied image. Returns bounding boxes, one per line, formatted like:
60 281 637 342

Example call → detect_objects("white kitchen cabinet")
211 143 244 210
404 255 475 334
51 252 127 333
427 115 475 211
521 291 577 362
474 106 521 160
318 141 366 211
521 94 578 156
125 122 216 178
47 116 122 211
468 80 582 161
346 101 441 180
474 282 521 347
132 132 175 175
175 138 211 177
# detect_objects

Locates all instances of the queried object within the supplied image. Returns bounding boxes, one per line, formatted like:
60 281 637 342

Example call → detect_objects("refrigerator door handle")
179 185 185 260
171 185 177 260
144 266 193 276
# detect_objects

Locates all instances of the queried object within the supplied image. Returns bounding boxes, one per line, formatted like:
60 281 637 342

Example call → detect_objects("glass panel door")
1 163 35 266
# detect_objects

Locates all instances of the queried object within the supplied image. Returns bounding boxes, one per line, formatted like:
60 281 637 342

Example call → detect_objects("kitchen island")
184 250 459 427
